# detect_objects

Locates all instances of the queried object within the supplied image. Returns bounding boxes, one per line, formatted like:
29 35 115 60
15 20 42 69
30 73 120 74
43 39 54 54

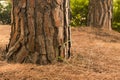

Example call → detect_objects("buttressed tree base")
6 0 71 65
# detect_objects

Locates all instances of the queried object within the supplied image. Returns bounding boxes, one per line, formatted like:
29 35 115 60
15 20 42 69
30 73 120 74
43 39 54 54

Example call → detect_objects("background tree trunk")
6 0 71 64
87 0 113 30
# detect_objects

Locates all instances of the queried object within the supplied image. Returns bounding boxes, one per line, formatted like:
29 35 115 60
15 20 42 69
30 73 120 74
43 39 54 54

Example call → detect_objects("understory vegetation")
0 1 11 24
0 0 120 32
70 0 120 32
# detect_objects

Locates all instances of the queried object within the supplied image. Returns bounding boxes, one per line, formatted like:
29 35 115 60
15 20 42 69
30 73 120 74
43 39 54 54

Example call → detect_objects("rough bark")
87 0 113 30
6 0 71 64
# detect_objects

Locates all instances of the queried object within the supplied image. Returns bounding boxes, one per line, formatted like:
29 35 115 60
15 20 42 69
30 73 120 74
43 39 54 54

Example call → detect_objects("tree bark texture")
87 0 113 30
6 0 71 64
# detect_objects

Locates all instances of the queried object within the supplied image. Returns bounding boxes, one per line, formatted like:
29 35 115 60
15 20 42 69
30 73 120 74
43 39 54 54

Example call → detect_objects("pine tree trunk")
87 0 113 30
6 0 71 64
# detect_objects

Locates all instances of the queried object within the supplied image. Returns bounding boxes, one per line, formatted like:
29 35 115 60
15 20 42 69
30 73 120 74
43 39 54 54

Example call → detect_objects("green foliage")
0 0 120 32
113 0 120 32
70 0 89 26
70 0 120 32
0 1 11 24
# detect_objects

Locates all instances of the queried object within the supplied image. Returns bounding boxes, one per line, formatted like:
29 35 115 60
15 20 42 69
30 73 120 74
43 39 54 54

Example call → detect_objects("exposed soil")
0 25 120 80
0 25 10 47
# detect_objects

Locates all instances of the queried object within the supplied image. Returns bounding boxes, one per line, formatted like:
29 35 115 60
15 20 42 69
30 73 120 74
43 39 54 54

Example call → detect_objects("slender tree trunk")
6 0 71 64
87 0 113 30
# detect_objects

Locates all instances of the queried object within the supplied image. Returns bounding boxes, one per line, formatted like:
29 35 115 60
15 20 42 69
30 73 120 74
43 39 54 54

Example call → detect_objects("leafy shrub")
0 1 11 24
112 0 120 32
70 0 89 26
70 0 120 32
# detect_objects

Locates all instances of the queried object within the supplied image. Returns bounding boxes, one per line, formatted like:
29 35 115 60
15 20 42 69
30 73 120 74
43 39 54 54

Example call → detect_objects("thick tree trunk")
6 0 71 64
87 0 113 30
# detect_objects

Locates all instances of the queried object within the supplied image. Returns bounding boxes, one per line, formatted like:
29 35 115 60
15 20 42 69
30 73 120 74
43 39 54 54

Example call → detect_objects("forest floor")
0 25 120 80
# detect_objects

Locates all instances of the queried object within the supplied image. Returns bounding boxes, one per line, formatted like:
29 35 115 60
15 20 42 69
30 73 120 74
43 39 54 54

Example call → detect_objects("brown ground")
0 25 120 80
0 25 10 47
